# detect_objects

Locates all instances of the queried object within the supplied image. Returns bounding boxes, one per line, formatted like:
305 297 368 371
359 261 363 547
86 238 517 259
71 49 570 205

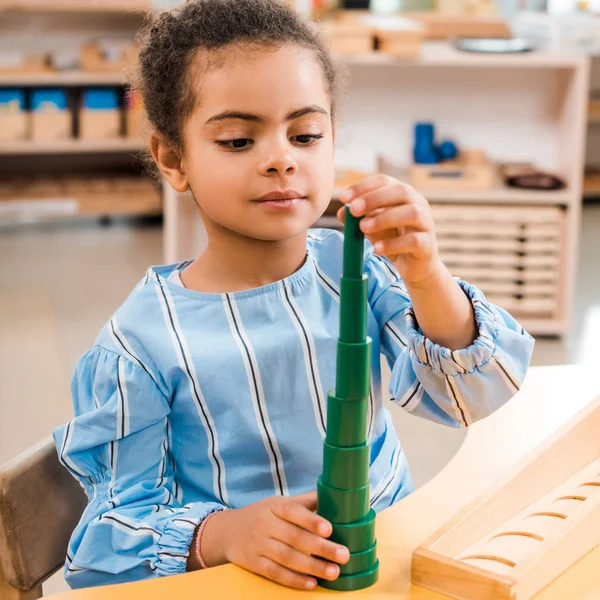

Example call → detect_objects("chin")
241 217 317 242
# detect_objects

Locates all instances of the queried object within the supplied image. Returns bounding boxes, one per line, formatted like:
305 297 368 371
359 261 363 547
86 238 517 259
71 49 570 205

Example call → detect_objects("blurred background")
1 0 599 594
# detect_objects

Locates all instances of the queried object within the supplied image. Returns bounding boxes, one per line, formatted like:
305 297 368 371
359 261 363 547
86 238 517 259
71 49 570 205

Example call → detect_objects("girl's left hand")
337 174 442 286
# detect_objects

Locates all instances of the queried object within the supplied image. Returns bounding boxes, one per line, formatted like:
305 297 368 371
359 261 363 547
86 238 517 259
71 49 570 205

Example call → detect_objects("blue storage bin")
82 88 120 111
31 89 68 112
0 89 26 111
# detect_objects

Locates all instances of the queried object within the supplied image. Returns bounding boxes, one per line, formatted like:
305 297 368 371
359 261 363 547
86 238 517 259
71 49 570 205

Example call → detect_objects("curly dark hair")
133 0 340 152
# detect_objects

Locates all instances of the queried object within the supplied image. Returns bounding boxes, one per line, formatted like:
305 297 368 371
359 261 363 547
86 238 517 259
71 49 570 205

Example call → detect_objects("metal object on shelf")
454 37 536 53
499 163 566 191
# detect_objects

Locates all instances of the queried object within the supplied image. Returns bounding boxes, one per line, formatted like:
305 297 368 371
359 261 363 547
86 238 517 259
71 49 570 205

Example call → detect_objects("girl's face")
176 45 335 242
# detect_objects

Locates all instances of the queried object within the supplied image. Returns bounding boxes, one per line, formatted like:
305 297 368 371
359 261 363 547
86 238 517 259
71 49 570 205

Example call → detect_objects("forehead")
191 45 330 120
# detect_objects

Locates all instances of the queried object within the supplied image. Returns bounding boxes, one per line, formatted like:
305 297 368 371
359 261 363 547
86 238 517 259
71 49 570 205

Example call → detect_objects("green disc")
339 275 368 344
317 477 369 524
318 560 379 591
342 205 365 279
335 339 372 399
339 542 378 576
330 509 376 551
322 441 369 490
326 391 368 448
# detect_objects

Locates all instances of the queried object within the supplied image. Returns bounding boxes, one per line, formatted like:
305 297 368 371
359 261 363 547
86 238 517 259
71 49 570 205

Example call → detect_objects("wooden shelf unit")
0 0 150 15
333 41 588 70
0 71 125 86
0 174 161 224
0 138 147 156
0 5 157 222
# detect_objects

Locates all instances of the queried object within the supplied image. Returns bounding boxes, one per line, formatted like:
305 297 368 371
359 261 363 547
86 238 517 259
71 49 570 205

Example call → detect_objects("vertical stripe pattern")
154 274 229 506
116 356 130 439
279 280 327 437
223 293 289 496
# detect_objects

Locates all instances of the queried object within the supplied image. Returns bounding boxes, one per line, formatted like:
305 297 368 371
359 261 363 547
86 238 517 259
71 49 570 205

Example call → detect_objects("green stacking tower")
316 205 379 591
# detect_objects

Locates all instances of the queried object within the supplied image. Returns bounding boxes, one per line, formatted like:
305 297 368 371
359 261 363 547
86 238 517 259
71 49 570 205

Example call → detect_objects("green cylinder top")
343 205 364 279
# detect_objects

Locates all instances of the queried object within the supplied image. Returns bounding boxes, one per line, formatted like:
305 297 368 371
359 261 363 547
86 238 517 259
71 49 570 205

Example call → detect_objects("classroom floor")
1 203 599 596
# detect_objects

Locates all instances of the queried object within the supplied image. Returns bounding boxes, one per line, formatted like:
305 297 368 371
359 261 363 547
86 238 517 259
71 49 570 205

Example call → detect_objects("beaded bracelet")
194 511 220 569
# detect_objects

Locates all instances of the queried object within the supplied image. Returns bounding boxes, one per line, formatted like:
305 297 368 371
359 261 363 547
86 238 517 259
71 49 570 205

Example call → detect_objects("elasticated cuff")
404 278 500 376
154 502 227 577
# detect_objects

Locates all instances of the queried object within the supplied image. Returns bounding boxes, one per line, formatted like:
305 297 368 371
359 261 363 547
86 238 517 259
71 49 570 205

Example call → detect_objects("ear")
149 133 189 193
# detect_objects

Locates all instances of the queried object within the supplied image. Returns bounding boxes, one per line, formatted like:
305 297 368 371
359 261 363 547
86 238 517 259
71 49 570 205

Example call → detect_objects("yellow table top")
48 365 600 599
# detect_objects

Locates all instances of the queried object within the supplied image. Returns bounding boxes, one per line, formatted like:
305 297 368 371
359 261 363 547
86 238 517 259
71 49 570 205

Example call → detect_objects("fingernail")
336 547 350 562
305 578 316 590
351 199 365 214
374 242 384 253
326 565 339 578
318 522 330 536
361 218 373 230
340 189 353 202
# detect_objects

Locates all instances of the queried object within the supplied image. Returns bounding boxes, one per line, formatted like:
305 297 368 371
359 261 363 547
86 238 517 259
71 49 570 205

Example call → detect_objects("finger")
374 232 434 258
265 539 340 581
338 206 397 246
273 520 350 564
290 490 318 511
339 173 392 204
361 204 432 236
350 182 417 218
338 204 385 223
254 556 317 591
278 496 337 541
272 497 331 537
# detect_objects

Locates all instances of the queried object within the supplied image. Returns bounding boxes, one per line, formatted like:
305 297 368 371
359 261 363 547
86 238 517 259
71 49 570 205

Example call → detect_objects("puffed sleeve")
53 346 226 588
366 250 535 428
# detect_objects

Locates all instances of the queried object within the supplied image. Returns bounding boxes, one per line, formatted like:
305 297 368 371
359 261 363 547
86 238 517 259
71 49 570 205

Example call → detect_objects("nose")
258 139 298 177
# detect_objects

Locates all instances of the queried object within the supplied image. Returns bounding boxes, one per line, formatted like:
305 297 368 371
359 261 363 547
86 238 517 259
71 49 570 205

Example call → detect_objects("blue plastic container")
31 89 68 112
0 89 26 110
413 122 439 165
82 88 120 111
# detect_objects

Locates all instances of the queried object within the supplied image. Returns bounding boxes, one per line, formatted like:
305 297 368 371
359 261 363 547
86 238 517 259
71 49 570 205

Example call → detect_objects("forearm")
403 259 477 351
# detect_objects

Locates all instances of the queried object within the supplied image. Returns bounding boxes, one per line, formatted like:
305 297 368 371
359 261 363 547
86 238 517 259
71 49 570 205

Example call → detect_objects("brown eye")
293 134 323 145
217 138 253 151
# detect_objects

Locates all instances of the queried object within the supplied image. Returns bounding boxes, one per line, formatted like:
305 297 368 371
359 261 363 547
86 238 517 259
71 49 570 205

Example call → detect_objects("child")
54 0 534 592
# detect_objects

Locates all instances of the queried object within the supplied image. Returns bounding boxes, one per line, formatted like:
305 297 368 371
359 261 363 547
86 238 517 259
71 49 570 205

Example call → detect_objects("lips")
254 190 305 202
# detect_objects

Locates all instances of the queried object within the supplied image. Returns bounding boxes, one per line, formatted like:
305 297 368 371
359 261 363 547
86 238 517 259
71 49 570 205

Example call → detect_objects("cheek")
309 143 335 187
186 147 249 196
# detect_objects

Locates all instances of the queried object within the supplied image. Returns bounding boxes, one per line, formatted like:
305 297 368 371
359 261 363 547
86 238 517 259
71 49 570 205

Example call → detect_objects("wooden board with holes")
440 251 557 269
450 265 559 284
435 222 561 239
411 394 600 600
457 280 557 298
429 204 564 223
484 295 557 315
437 238 560 254
428 203 565 319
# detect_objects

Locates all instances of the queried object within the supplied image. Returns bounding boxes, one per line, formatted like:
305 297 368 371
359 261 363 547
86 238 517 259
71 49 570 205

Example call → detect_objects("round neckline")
155 249 316 302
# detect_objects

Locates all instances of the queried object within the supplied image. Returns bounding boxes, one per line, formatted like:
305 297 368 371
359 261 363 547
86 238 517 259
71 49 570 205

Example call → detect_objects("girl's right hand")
202 491 350 590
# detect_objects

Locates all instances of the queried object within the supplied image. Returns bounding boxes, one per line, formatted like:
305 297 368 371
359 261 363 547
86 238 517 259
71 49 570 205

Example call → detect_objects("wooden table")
48 365 600 599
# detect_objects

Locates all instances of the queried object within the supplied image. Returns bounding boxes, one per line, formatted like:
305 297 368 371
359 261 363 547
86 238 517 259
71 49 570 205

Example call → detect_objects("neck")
183 224 308 294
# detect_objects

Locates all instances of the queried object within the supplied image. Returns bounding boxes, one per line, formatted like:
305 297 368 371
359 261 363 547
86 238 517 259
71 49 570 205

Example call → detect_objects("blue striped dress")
53 228 534 588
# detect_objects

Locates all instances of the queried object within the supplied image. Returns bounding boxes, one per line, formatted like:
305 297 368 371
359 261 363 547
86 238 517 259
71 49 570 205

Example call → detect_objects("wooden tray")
411 394 600 600
411 150 496 192
319 21 374 55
